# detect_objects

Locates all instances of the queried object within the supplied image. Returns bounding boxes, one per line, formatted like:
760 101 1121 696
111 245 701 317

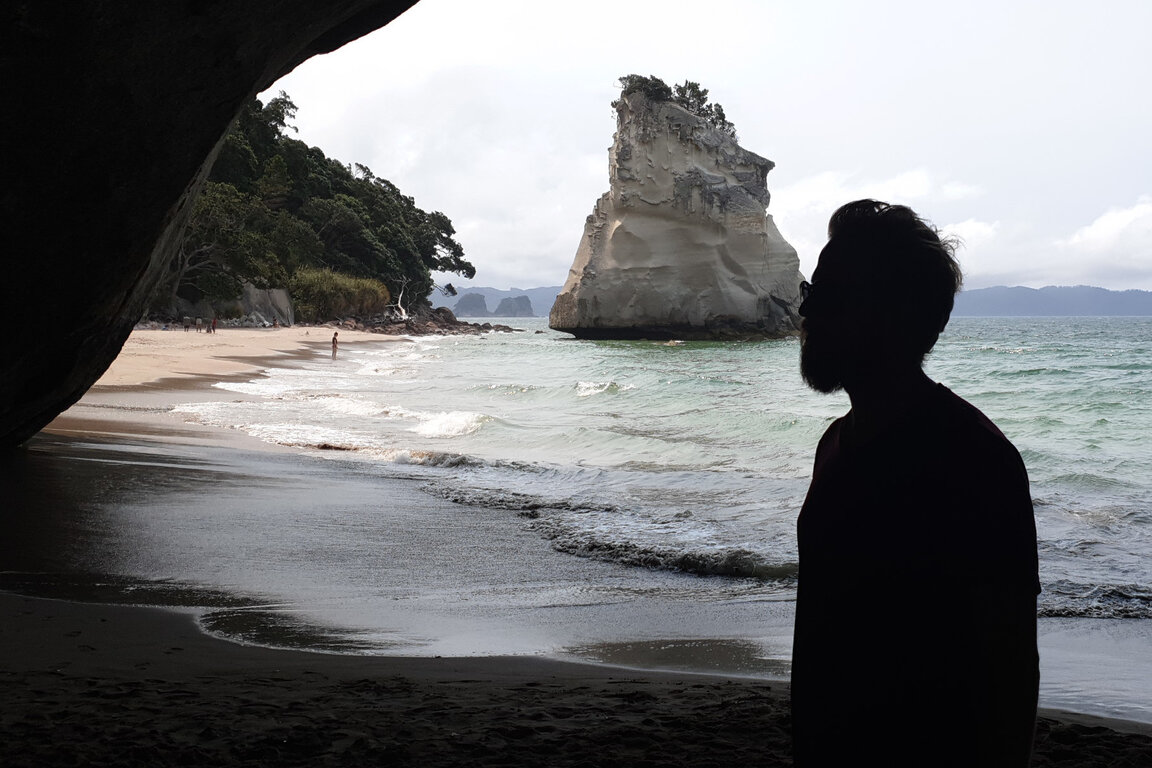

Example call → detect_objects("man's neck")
842 368 937 446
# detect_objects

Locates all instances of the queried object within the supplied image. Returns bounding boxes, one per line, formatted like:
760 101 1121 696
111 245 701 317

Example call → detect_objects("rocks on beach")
136 306 519 336
337 306 519 336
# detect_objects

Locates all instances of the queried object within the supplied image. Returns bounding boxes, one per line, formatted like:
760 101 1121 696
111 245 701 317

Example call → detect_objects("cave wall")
0 1 418 449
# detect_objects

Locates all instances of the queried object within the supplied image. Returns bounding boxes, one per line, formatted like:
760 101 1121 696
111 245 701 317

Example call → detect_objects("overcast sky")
262 0 1151 291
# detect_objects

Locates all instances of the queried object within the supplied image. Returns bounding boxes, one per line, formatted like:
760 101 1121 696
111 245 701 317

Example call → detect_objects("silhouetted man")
792 200 1039 767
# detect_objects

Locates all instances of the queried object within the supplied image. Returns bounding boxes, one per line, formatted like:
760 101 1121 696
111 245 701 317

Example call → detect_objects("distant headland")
953 286 1152 316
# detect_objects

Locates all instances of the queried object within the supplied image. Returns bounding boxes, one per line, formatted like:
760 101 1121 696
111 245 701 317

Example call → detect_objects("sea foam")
410 410 492 437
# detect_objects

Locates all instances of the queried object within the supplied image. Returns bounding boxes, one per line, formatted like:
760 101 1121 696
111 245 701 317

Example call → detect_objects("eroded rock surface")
550 92 803 340
0 1 416 448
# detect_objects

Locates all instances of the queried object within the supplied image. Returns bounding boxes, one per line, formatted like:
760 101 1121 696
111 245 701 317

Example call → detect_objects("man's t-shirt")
792 384 1039 767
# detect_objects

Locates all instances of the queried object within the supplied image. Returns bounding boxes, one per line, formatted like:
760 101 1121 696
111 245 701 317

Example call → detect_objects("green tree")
256 155 293 211
160 182 284 305
264 211 323 276
614 74 673 106
163 92 475 317
672 80 710 114
210 131 259 192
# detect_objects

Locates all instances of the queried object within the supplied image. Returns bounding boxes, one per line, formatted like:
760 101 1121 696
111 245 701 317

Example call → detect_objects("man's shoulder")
932 384 1024 461
815 412 850 452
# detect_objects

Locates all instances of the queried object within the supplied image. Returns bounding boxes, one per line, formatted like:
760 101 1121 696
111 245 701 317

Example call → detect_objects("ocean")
7 315 1151 722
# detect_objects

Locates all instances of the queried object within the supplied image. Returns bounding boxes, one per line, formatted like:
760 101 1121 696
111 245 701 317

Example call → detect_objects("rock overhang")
0 1 419 449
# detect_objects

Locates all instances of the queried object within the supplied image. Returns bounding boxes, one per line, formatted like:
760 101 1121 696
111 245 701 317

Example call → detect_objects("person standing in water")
331 331 339 359
791 199 1039 767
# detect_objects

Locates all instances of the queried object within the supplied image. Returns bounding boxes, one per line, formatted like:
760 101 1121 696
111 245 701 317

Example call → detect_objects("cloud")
769 168 987 278
772 168 943 213
1043 197 1152 289
952 198 1152 290
262 0 1152 291
934 218 1002 286
1060 196 1152 253
944 218 1000 249
940 182 984 200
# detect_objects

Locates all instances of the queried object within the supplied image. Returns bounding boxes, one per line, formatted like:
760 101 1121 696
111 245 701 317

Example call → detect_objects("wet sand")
2 327 1150 765
0 592 797 767
2 589 1150 767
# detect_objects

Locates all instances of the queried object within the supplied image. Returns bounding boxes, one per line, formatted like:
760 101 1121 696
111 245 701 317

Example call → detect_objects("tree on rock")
615 74 673 104
614 75 737 140
672 81 709 114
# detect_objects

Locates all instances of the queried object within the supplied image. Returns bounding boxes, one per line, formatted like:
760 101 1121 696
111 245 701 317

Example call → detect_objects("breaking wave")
410 410 493 437
1039 581 1152 619
422 483 797 582
575 380 634 397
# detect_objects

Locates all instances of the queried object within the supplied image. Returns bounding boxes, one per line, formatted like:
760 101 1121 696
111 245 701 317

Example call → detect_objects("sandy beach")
90 325 396 388
2 327 1150 766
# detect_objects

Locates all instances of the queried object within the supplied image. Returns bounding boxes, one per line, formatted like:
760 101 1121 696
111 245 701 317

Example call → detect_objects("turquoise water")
178 316 1152 622
15 314 1136 721
934 318 1152 620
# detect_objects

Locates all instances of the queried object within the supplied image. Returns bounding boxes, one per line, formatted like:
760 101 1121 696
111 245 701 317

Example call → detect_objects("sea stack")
550 85 803 340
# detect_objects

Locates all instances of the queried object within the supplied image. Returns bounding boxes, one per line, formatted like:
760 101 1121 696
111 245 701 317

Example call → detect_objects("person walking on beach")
791 200 1039 767
331 331 339 359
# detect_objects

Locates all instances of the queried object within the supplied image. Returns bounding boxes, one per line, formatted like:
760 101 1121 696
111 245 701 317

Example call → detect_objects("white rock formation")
550 92 803 339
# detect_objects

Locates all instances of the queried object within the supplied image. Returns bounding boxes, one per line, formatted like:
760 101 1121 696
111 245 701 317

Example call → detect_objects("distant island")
953 286 1152 316
430 286 562 317
430 284 1152 319
449 293 535 318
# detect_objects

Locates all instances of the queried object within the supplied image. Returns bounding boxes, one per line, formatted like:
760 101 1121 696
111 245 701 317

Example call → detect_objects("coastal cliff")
550 89 803 340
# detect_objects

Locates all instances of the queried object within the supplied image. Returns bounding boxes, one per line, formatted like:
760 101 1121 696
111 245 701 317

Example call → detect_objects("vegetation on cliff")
613 75 737 140
153 92 474 320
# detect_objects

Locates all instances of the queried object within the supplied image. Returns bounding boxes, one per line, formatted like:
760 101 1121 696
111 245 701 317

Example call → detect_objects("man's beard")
800 329 845 394
801 336 847 393
802 326 914 394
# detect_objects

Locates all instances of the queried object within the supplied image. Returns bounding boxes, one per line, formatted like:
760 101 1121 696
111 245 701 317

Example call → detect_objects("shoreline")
4 327 1150 763
48 326 406 451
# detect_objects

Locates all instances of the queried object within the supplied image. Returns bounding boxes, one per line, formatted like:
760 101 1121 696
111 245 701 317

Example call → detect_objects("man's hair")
826 199 963 359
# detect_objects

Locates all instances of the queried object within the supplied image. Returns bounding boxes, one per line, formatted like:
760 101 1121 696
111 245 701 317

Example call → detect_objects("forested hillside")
152 93 474 321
